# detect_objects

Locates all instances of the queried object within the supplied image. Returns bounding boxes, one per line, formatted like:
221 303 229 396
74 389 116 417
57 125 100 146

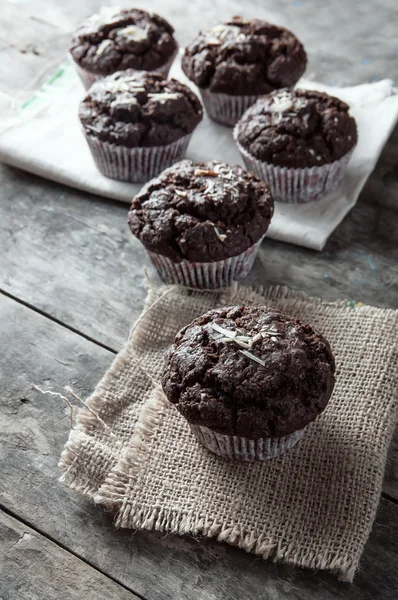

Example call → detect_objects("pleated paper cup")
84 133 191 183
235 136 355 203
199 89 261 127
147 236 264 289
72 61 98 91
190 424 306 461
71 50 178 90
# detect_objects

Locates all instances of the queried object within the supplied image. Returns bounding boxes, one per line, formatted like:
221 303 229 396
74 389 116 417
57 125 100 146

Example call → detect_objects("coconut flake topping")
115 24 148 43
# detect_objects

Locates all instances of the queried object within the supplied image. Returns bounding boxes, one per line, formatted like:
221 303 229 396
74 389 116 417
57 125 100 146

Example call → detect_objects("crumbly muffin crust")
162 305 335 438
235 88 357 168
128 160 274 262
182 16 307 95
79 71 202 148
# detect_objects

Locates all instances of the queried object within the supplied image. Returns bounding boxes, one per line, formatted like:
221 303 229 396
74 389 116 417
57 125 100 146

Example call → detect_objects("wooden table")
1 1 397 598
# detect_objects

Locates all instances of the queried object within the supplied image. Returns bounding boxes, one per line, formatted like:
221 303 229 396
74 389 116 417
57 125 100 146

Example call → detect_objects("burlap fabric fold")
59 284 398 582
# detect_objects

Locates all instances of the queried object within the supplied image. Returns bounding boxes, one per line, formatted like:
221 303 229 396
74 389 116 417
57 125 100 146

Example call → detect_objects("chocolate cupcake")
162 305 336 460
182 16 307 126
79 71 202 182
234 88 358 202
128 159 274 288
70 7 178 89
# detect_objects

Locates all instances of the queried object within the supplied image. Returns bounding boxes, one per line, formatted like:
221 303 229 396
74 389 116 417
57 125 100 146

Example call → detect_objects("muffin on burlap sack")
128 159 274 288
162 305 336 460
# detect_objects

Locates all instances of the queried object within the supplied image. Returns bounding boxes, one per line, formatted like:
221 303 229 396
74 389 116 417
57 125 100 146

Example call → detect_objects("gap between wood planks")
1 287 397 509
0 502 146 600
382 492 398 505
0 288 117 354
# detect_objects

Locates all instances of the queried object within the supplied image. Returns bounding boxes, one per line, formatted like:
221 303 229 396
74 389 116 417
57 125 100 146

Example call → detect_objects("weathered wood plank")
0 510 139 600
2 0 398 94
0 165 148 350
1 0 398 346
0 2 70 96
1 157 397 499
1 0 398 362
1 293 398 600
0 162 152 349
1 0 398 596
1 135 398 350
1 166 397 498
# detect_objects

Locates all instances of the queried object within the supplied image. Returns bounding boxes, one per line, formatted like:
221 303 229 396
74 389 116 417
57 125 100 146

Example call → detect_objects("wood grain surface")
0 510 139 600
1 0 398 598
0 294 397 600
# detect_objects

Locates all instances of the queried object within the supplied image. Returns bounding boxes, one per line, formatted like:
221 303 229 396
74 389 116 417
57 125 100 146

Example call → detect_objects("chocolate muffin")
234 88 358 202
70 7 178 89
128 159 274 288
80 71 202 182
182 16 307 126
162 305 336 460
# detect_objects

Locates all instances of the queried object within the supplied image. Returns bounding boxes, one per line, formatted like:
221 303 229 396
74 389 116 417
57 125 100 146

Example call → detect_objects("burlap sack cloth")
59 284 398 582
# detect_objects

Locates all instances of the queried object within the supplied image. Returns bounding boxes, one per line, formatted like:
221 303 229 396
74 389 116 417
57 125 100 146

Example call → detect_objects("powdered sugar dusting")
195 163 241 201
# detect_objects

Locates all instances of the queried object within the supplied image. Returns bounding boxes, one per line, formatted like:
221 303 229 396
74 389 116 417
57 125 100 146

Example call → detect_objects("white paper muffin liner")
235 136 355 203
73 62 98 91
190 424 306 461
71 50 178 90
199 89 261 127
147 236 264 289
84 133 191 183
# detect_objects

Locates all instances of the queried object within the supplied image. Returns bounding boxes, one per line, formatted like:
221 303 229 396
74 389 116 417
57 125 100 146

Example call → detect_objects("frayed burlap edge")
59 282 398 583
96 386 371 582
58 283 167 496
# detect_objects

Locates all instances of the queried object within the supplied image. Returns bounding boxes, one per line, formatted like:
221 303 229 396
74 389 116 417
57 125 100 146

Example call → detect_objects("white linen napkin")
1 57 397 250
